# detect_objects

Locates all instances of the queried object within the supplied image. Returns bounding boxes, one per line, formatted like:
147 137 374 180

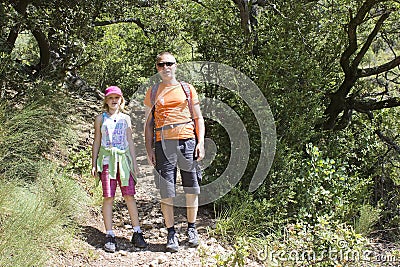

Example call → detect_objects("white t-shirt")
100 112 130 164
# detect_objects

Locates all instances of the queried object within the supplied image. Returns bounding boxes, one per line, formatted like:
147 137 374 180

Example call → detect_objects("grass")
0 165 89 267
0 91 91 267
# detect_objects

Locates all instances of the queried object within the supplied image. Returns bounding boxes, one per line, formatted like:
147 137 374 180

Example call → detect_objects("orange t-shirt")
144 83 199 141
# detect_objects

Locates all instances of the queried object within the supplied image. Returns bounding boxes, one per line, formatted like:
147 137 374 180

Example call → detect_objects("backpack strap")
179 81 193 119
150 83 159 107
150 83 159 127
179 81 197 140
100 112 107 127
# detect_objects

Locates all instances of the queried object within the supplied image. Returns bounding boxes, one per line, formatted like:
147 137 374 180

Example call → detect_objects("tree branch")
321 0 398 130
93 18 148 36
5 0 31 53
93 18 144 27
358 56 400 77
353 97 400 112
190 0 208 9
232 0 251 35
340 0 378 74
375 130 400 154
31 29 50 70
352 11 391 69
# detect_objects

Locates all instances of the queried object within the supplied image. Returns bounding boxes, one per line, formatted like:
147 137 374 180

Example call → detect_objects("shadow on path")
80 225 168 253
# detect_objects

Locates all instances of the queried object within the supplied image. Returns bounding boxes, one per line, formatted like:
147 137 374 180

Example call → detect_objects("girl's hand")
133 162 140 177
91 166 97 177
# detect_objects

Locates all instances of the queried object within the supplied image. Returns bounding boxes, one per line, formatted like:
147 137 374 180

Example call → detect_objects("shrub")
0 86 90 266
291 144 372 224
0 162 89 267
214 217 369 267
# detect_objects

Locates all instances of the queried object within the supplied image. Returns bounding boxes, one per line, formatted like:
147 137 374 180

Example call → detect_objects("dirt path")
48 97 258 267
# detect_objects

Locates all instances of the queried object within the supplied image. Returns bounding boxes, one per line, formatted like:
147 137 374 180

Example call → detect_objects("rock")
124 224 133 229
142 220 154 229
149 259 159 267
119 250 128 256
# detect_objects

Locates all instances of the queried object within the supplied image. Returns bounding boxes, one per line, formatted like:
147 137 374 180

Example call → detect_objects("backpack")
150 81 194 132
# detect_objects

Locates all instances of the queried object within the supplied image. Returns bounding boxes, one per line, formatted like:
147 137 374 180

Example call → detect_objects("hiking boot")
187 228 199 247
166 231 179 252
131 232 148 248
104 234 117 253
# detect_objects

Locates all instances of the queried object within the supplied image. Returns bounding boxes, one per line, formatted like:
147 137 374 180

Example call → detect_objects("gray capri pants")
154 138 201 199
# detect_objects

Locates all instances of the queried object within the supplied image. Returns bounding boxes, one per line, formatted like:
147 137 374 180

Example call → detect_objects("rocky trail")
45 93 400 267
48 96 258 267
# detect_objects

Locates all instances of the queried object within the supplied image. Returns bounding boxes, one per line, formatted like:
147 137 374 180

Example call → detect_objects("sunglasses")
157 62 176 67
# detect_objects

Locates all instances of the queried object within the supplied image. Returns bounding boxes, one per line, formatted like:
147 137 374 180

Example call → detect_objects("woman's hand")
147 150 156 166
195 142 205 161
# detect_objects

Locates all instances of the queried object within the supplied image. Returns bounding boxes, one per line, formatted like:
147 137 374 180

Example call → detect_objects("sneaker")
104 234 116 253
187 228 199 247
131 232 148 248
166 231 179 252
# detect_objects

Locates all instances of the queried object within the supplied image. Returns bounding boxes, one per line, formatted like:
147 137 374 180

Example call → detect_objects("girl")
91 86 147 252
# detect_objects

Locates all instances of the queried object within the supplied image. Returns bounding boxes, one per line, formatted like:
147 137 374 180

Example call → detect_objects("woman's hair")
156 51 175 63
102 95 127 113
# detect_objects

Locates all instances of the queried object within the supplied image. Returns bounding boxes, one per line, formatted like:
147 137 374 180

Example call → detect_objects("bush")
214 217 369 267
0 162 89 267
214 189 269 239
0 97 68 182
0 86 90 266
292 144 372 223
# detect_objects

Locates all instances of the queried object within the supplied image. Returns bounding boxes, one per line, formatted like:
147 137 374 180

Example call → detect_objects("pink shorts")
100 164 136 197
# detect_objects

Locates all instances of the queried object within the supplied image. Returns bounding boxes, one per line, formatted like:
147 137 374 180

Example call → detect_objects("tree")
0 0 152 93
321 0 400 131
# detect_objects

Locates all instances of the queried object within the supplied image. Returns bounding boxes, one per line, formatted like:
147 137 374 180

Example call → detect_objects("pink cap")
105 86 122 97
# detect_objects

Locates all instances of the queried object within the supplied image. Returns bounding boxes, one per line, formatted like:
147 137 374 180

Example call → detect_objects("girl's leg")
102 196 117 253
100 165 117 233
102 197 114 231
124 194 148 248
100 165 119 252
124 195 140 227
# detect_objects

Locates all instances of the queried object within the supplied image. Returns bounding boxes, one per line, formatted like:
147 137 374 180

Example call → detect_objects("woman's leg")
186 193 198 224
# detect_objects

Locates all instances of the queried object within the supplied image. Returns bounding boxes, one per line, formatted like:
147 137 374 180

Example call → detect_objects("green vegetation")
1 0 400 266
0 92 90 266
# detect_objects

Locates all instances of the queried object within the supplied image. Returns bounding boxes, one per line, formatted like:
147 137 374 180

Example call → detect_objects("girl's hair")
102 95 127 113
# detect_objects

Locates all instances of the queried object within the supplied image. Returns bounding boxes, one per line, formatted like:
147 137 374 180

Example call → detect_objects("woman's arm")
192 103 205 161
144 106 156 166
91 114 102 177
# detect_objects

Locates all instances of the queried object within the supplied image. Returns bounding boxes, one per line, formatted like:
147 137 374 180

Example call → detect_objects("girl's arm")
126 115 139 177
91 114 102 177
